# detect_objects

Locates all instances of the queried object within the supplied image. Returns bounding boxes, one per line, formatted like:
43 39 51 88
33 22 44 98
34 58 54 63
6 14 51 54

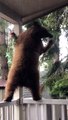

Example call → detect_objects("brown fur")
4 22 53 101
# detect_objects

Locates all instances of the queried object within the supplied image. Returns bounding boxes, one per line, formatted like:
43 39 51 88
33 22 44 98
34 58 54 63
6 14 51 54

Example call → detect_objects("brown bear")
4 22 53 102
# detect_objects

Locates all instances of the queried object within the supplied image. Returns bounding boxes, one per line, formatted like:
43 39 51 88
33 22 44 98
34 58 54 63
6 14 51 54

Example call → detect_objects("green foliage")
0 18 8 31
46 73 68 98
40 6 68 38
40 6 68 60
47 61 61 77
61 7 68 30
6 38 15 68
39 6 68 97
45 59 68 98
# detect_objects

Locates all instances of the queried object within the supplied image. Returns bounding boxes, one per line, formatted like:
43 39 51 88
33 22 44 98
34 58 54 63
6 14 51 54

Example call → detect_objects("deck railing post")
13 88 23 120
13 23 23 120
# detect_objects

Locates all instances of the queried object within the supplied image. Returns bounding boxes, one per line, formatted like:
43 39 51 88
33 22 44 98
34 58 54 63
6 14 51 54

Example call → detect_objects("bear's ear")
31 22 41 38
33 21 41 27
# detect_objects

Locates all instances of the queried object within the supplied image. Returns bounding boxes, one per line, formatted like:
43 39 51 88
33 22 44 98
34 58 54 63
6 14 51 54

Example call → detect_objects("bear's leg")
4 67 18 102
30 72 41 101
4 81 17 102
31 82 41 101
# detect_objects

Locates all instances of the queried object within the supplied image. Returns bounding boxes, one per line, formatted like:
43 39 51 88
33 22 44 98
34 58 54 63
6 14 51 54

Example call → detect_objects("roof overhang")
0 0 68 24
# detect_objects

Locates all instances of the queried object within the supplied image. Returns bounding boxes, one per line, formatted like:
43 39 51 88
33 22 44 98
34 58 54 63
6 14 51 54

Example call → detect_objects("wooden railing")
0 100 17 120
0 99 68 120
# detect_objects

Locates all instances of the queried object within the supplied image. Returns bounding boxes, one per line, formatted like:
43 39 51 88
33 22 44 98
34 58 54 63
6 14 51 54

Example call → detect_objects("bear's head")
31 22 53 39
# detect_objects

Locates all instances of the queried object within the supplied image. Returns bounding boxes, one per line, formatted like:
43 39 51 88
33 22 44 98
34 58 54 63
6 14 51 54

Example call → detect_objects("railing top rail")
23 99 68 105
0 98 68 107
0 99 18 107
